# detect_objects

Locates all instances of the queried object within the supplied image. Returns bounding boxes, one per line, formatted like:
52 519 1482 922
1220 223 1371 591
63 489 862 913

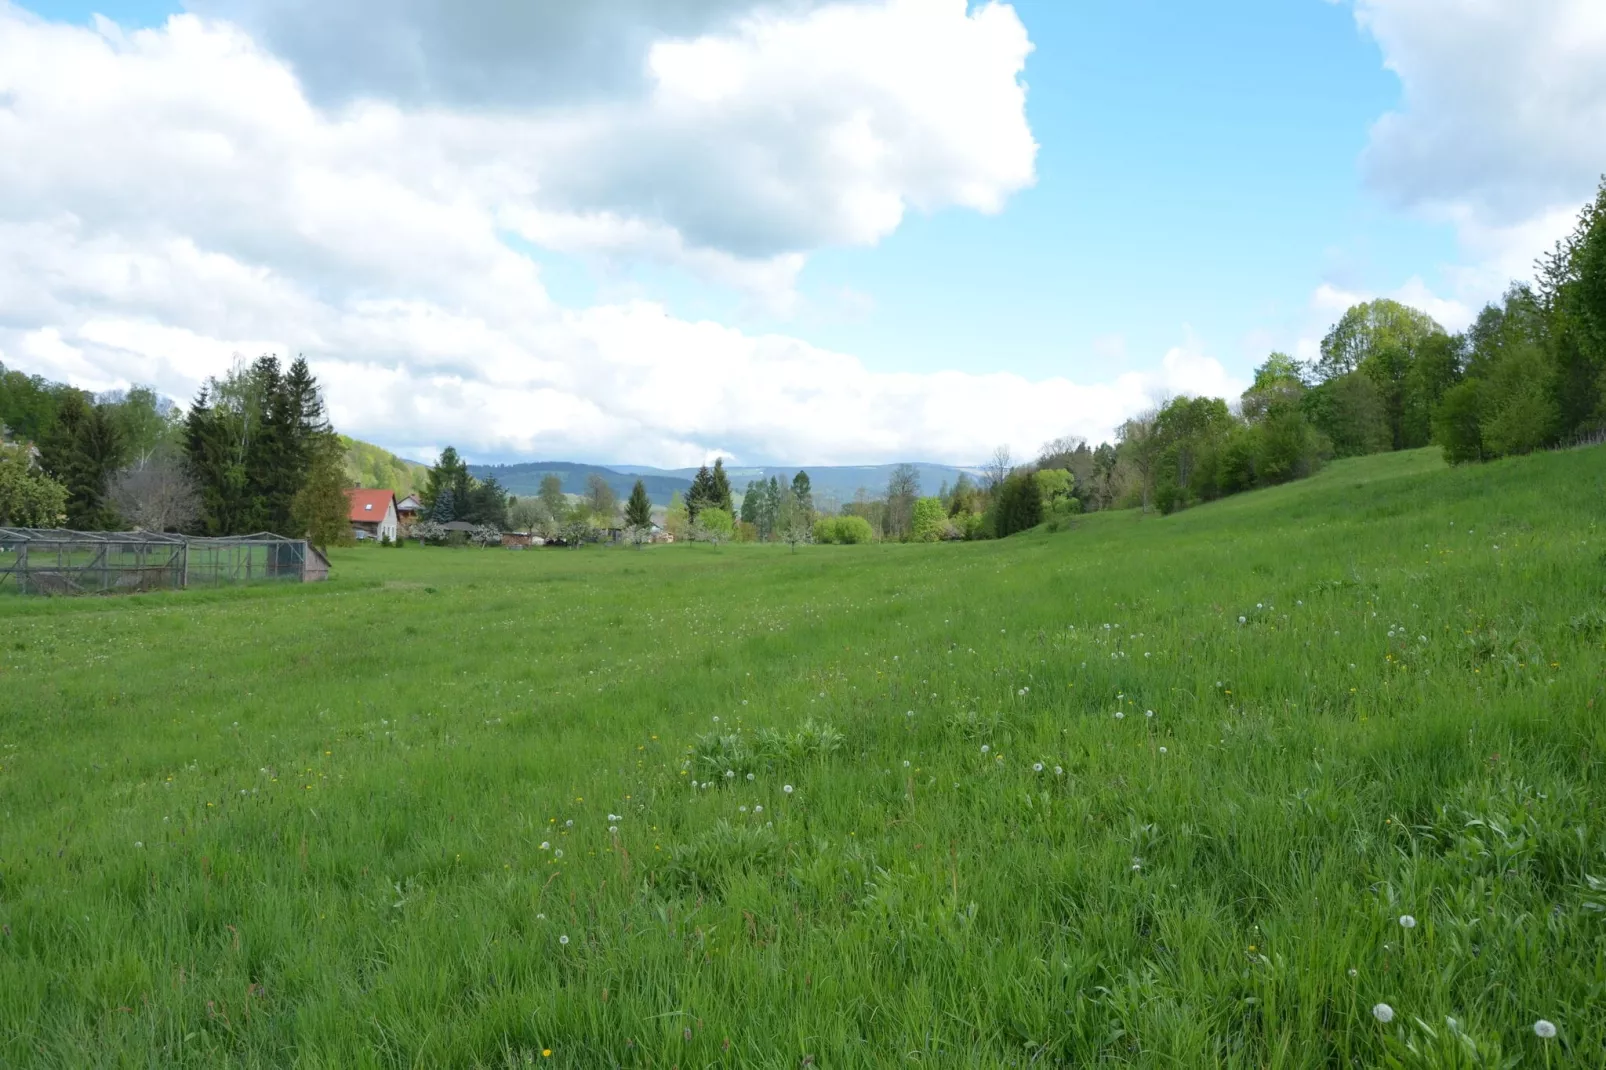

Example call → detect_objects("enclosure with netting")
0 529 328 596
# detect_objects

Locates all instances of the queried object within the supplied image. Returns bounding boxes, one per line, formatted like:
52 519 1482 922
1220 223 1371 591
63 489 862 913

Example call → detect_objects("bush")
812 515 875 544
911 497 947 543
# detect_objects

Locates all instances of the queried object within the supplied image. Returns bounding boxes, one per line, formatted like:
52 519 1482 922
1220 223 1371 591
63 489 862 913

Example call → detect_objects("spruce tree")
711 458 733 513
625 479 652 529
687 464 715 520
39 391 127 529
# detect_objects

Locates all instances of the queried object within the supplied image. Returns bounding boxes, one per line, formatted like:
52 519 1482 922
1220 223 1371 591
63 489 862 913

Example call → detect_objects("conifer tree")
711 458 733 513
39 391 126 529
687 464 715 520
625 478 653 529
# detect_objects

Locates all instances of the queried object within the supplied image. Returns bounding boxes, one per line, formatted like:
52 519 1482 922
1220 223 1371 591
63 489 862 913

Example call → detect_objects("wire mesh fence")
0 529 326 596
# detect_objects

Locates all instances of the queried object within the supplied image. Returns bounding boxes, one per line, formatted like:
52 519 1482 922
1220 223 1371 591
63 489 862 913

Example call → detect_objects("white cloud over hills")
0 0 1233 464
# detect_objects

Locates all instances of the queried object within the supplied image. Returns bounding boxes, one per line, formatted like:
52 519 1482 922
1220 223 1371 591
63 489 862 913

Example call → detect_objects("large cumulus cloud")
0 1 1235 465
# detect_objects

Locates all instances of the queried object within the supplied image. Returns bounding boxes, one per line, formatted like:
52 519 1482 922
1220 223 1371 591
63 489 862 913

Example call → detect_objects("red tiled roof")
344 488 396 523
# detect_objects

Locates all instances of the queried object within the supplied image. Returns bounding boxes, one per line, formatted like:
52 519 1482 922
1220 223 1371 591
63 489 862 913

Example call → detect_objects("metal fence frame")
0 529 319 596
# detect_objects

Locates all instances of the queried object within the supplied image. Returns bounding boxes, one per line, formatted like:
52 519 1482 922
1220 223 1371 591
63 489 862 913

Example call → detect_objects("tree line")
1 356 351 544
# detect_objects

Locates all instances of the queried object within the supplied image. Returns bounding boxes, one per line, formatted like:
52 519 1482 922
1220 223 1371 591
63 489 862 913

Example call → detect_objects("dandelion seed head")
783 784 794 794
559 934 569 946
1534 1020 1557 1039
1399 915 1416 929
1033 762 1044 772
1372 1003 1394 1024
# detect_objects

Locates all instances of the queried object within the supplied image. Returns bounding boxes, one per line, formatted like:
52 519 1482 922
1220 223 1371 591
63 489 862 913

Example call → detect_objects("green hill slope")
3 446 1603 1064
341 436 429 498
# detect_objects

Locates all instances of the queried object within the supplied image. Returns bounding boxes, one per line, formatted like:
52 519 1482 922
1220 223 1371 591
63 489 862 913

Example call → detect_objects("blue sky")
5 0 1600 464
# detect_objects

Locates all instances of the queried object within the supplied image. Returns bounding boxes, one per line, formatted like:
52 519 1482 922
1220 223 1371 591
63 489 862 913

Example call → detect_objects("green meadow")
2 446 1604 1067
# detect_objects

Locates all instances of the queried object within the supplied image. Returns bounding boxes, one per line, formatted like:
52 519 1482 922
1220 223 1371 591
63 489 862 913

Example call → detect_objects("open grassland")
2 448 1605 1067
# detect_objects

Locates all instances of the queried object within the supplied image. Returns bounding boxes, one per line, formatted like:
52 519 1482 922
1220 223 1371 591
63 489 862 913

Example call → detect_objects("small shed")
502 531 534 548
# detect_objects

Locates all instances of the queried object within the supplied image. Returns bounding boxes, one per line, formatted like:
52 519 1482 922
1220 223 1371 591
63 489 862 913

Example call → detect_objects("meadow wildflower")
754 805 762 813
1239 616 1247 623
559 935 569 946
1399 915 1416 929
553 849 563 859
1372 1004 1394 1024
1033 762 1044 772
746 772 755 781
1145 710 1154 718
539 841 550 850
1158 747 1167 754
783 784 794 794
609 825 619 833
981 744 990 754
1054 766 1063 775
1534 1020 1556 1039
1114 711 1124 720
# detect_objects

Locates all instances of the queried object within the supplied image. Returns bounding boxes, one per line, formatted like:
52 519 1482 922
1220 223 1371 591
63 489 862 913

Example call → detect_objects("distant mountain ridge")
466 461 691 505
346 439 984 509
613 462 983 507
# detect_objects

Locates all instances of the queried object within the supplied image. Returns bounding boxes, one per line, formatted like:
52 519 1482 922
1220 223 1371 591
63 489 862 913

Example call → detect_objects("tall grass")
1 447 1603 1067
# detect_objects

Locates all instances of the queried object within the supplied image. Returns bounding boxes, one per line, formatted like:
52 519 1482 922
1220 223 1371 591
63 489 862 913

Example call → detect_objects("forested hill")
466 461 692 505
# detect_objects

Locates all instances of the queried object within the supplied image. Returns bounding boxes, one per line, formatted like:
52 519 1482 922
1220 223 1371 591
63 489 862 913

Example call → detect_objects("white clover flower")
1399 915 1416 929
559 934 569 946
1372 1004 1394 1024
783 784 794 794
1534 1020 1557 1039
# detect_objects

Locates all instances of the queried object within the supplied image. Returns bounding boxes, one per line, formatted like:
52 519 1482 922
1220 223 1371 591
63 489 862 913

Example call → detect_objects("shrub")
812 515 874 544
911 497 946 542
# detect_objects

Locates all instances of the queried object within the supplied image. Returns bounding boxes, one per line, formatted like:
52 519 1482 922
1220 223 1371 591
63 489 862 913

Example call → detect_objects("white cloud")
1354 0 1606 227
1349 0 1605 306
0 3 1226 465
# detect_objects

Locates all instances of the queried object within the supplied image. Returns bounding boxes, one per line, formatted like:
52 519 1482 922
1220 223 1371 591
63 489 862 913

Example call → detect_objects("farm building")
346 489 399 542
396 494 422 532
0 529 329 596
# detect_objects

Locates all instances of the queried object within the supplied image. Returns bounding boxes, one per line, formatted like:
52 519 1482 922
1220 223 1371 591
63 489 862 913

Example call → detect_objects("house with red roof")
345 489 399 542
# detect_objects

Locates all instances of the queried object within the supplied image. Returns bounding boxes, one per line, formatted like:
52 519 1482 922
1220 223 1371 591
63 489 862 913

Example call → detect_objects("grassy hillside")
2 447 1603 1066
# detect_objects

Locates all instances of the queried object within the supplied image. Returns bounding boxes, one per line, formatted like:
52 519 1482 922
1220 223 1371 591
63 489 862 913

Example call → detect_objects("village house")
345 489 399 542
395 494 422 533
